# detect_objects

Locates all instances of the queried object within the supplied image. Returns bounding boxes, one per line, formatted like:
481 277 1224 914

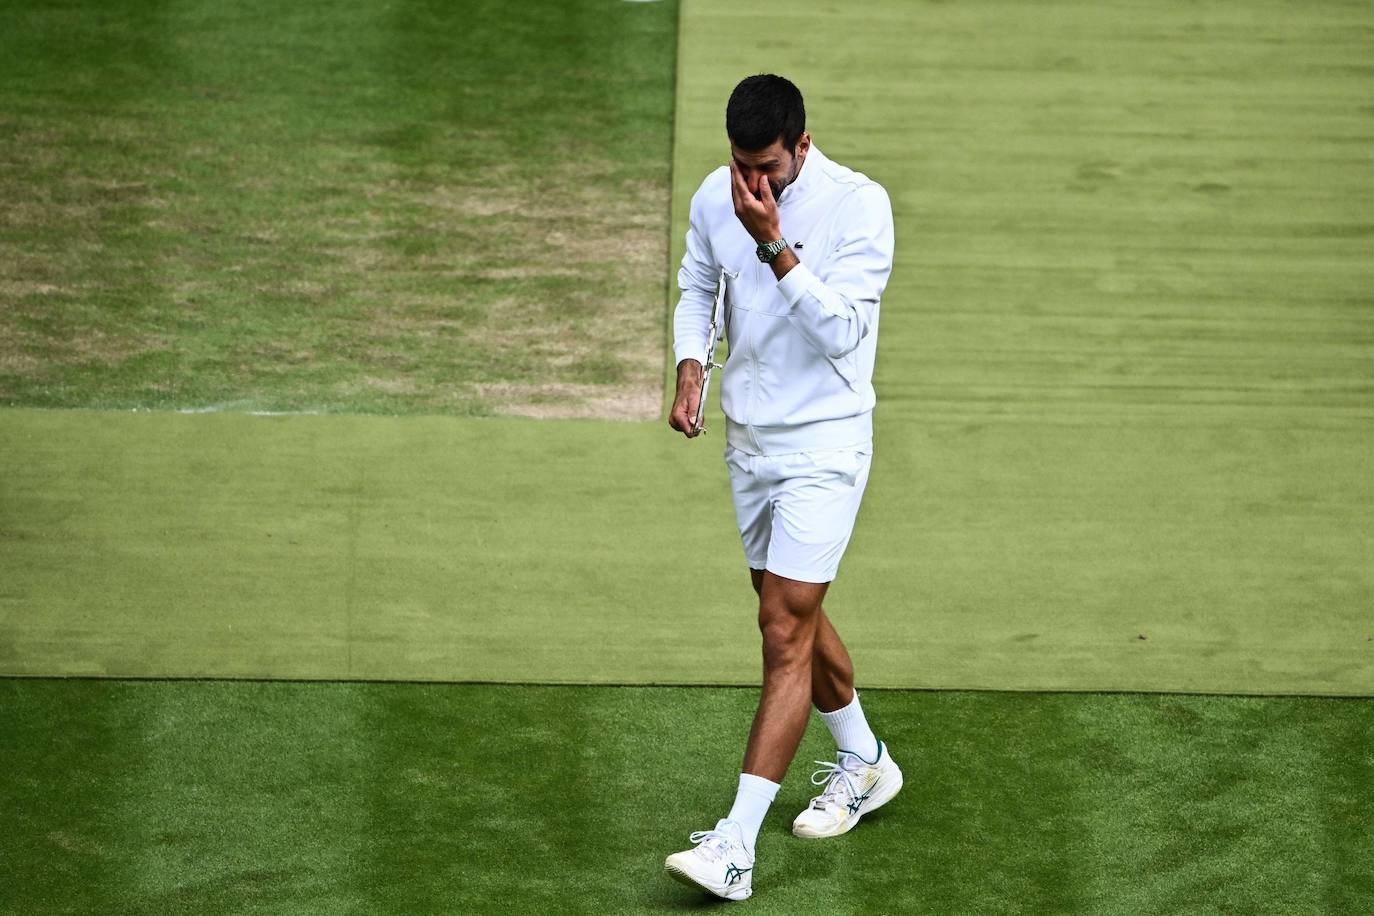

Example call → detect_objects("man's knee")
758 608 811 670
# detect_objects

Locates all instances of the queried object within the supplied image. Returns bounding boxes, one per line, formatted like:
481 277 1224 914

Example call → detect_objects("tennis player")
663 74 899 901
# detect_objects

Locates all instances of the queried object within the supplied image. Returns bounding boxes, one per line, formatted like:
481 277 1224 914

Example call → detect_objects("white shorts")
724 443 873 584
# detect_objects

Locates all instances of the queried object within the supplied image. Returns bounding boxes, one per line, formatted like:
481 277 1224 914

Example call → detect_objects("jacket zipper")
746 271 761 446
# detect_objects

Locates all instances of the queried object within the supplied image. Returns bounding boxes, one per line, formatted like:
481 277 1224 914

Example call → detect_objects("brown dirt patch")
1 120 670 417
475 382 660 420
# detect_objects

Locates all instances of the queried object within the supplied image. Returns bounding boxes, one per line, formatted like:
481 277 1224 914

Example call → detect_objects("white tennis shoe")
792 741 903 839
664 818 755 901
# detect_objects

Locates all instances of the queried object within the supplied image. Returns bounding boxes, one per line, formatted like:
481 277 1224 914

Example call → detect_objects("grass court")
2 0 1371 912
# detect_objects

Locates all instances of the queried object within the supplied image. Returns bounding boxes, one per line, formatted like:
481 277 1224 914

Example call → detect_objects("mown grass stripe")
3 406 1371 695
2 679 1370 913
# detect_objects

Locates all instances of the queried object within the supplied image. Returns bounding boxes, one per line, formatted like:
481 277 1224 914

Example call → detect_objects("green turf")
3 406 1370 695
672 0 1374 417
0 0 677 417
5 4 1371 912
3 0 1373 696
2 679 1370 914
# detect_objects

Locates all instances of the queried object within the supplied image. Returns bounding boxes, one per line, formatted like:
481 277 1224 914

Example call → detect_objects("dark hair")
726 74 806 152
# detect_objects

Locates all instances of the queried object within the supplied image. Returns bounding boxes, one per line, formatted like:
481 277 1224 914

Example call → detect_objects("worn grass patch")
0 0 677 417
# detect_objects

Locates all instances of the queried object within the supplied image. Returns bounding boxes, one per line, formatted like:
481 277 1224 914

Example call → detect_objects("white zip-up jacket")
673 146 895 455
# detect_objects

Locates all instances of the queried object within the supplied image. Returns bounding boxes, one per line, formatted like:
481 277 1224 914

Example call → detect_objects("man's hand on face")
668 358 705 438
730 159 782 244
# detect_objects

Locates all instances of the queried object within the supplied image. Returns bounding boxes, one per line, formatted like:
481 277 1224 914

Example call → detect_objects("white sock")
818 689 880 762
725 773 779 854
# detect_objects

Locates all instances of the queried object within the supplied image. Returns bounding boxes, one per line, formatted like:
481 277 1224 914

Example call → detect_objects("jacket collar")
780 143 824 205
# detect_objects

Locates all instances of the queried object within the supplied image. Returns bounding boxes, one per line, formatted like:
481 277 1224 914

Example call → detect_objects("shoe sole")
664 861 753 901
792 766 904 839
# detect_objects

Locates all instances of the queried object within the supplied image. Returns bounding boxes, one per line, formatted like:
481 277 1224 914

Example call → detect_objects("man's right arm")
667 358 704 437
668 190 718 438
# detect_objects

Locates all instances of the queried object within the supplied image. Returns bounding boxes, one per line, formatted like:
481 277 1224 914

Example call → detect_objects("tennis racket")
691 268 729 435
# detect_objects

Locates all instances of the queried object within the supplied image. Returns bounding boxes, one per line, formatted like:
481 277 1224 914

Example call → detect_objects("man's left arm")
773 184 894 360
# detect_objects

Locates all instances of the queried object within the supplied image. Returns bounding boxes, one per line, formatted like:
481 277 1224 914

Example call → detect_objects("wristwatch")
756 238 787 263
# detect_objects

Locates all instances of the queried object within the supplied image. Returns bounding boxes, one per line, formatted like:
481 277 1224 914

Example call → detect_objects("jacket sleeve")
672 188 719 367
777 183 894 359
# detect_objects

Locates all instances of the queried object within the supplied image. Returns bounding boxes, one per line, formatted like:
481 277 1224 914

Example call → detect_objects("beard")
769 154 803 201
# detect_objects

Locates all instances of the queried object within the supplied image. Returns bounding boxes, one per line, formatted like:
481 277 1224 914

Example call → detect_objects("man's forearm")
776 264 876 360
673 288 718 368
676 358 703 390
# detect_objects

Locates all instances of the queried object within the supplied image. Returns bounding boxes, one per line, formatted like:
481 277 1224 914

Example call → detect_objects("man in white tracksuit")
663 74 901 901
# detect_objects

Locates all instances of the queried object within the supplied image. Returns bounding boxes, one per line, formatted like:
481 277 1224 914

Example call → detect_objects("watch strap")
756 238 787 263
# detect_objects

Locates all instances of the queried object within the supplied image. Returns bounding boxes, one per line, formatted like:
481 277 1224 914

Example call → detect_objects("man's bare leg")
749 569 855 715
811 611 857 713
740 571 829 782
738 572 896 844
